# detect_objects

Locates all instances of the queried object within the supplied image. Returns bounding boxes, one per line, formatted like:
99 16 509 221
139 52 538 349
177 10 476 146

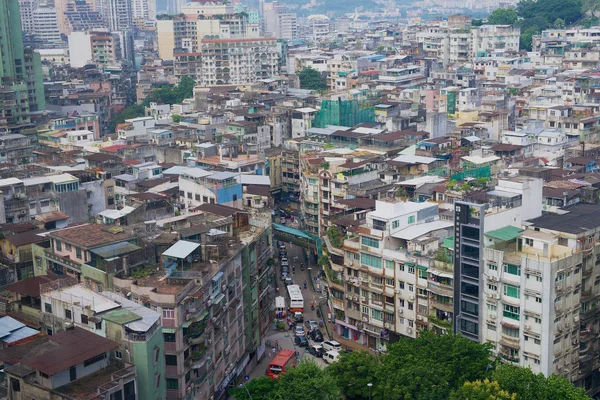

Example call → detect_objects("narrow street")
247 238 332 380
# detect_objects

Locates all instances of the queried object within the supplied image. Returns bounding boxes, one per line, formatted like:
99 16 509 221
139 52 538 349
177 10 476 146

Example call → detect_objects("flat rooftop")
528 204 600 234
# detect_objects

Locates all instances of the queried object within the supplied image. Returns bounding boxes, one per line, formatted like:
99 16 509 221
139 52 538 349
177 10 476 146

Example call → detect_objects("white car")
294 325 306 336
323 350 340 364
322 340 342 352
304 320 319 332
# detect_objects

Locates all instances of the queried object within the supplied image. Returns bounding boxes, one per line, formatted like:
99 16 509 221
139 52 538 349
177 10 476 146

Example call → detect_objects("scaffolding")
314 99 375 128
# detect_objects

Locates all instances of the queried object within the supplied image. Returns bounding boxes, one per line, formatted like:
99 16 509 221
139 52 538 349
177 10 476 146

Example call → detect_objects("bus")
275 296 286 319
267 349 297 378
287 284 304 313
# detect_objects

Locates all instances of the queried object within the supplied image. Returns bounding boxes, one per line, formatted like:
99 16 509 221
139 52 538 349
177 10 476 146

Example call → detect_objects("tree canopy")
108 104 145 132
491 364 591 400
485 8 518 25
235 332 590 400
143 76 195 106
298 68 327 91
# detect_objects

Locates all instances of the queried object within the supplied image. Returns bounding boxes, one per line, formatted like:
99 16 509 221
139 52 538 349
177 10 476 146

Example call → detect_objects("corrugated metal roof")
485 226 523 242
163 240 200 259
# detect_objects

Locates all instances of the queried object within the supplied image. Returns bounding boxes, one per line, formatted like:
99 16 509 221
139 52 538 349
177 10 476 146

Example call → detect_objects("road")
247 239 331 380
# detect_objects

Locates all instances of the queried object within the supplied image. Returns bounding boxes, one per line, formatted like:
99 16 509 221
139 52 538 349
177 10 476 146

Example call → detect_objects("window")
408 265 415 274
372 219 386 231
162 308 175 319
371 309 383 321
56 240 62 251
361 253 382 268
488 264 497 271
65 309 72 320
154 373 161 390
361 237 379 248
504 264 521 276
536 297 542 303
163 333 176 342
503 284 520 298
165 355 178 366
408 302 414 311
399 264 405 272
115 350 122 359
385 278 394 286
487 323 497 331
84 353 106 367
76 247 82 259
362 305 369 314
488 284 497 291
45 303 52 313
408 215 415 224
65 243 72 251
408 284 414 292
81 315 88 325
398 281 405 289
166 379 179 390
487 303 497 312
154 347 160 365
96 321 102 330
418 267 427 279
399 299 405 307
47 328 53 335
503 304 520 320
392 220 399 229
385 260 394 269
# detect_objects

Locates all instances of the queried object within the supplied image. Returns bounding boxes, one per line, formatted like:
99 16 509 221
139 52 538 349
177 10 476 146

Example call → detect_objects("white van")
275 296 286 317
322 340 342 352
323 350 340 364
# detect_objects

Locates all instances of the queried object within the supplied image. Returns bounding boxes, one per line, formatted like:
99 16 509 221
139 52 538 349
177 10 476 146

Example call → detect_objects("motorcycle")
300 264 304 271
311 304 315 311
303 282 307 289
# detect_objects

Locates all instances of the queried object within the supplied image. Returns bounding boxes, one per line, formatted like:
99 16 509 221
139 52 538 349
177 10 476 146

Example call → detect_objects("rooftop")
529 203 600 234
14 327 119 376
50 224 132 249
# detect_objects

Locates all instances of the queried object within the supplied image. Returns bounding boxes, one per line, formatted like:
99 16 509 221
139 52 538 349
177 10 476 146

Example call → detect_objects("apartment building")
472 25 521 57
39 281 166 400
178 167 242 209
175 38 279 86
1 327 138 400
300 151 386 236
32 7 62 44
109 215 272 400
157 2 260 60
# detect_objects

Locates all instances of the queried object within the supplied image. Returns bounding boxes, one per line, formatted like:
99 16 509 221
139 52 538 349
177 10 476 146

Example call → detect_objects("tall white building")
18 0 38 34
132 0 156 21
32 7 62 43
98 0 134 62
472 25 520 57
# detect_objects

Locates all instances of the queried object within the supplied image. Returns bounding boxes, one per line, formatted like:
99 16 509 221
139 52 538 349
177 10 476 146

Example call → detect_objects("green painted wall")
132 327 166 400
31 244 48 277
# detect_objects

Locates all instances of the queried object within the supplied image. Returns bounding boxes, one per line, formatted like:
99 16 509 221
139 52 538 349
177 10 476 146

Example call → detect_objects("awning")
163 240 200 259
417 265 428 272
162 328 177 333
212 293 225 305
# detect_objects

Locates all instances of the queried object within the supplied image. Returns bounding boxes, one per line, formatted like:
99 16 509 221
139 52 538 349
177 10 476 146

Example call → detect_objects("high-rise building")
0 0 46 132
156 1 260 60
98 0 134 63
132 0 156 21
18 0 38 34
261 1 297 40
32 7 62 44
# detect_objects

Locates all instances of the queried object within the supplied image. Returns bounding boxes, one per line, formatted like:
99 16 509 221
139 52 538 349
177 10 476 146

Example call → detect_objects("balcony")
428 281 453 297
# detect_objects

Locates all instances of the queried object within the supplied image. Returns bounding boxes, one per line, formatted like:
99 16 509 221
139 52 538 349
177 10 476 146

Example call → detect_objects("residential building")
32 7 62 44
472 25 521 57
0 327 138 400
18 0 38 34
0 0 46 119
98 0 134 63
178 167 242 209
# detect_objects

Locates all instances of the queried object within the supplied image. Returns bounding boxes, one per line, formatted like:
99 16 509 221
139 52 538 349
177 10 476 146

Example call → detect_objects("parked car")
304 320 319 332
308 344 324 358
323 350 340 364
310 329 324 342
280 257 288 264
294 325 306 336
294 335 309 347
284 278 294 286
322 340 342 352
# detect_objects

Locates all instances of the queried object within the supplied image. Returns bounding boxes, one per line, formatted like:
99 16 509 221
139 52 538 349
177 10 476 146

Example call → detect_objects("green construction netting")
450 165 491 181
314 99 375 128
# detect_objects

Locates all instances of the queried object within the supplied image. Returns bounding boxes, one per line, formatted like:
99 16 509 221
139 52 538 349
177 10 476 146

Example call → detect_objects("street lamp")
367 383 373 400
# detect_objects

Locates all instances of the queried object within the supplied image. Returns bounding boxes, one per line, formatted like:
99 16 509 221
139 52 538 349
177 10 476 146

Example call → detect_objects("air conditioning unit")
384 323 390 329
361 296 366 302
524 324 531 330
493 293 500 299
398 309 404 314
556 284 563 291
574 316 580 323
353 295 359 301
487 292 495 298
356 322 363 330
396 289 402 294
362 316 368 322
490 314 496 320
417 315 423 321
572 338 579 345
406 327 413 334
409 294 415 300
349 260 354 266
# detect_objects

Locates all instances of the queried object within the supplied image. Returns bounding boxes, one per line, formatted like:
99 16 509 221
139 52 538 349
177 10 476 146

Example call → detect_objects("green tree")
486 8 518 25
492 364 591 400
552 18 566 28
450 379 517 400
143 77 196 106
108 104 145 132
327 227 343 248
328 350 380 400
230 376 278 400
273 360 341 400
172 114 182 123
298 67 327 91
379 331 493 400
